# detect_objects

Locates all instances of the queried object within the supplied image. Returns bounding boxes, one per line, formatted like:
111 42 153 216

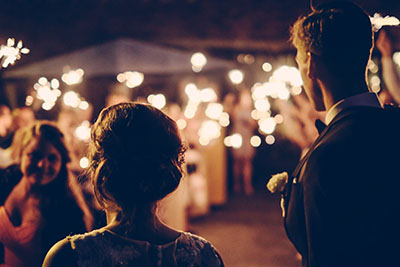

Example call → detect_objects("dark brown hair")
291 1 373 77
88 102 186 223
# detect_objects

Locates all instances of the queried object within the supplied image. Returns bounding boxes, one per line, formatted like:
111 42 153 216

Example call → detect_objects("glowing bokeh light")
274 114 284 124
250 135 262 147
265 135 275 145
272 66 303 87
228 69 244 84
370 75 381 86
39 77 47 85
368 60 379 74
259 117 276 134
252 83 268 100
117 71 144 88
184 104 197 119
63 91 80 108
205 103 223 120
230 133 243 149
176 119 187 130
25 95 34 106
243 54 255 64
254 99 271 112
75 121 91 141
191 52 207 68
370 13 400 32
198 120 221 141
199 136 210 146
0 38 30 68
62 68 84 85
80 157 89 169
262 62 272 72
224 136 232 147
218 112 230 127
147 94 166 109
200 88 217 102
393 52 400 66
290 86 302 95
42 102 54 111
79 101 89 110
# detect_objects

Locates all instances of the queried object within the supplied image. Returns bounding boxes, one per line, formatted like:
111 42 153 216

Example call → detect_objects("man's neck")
321 80 370 111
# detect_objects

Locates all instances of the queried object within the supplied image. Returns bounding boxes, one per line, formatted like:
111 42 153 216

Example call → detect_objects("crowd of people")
0 1 400 266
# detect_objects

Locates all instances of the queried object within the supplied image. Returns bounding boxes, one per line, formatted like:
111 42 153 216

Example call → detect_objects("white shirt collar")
325 92 382 124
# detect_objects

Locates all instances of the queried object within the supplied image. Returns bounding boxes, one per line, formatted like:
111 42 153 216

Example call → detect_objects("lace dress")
62 228 224 266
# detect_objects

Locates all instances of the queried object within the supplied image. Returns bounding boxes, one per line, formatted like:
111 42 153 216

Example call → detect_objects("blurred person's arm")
376 30 400 104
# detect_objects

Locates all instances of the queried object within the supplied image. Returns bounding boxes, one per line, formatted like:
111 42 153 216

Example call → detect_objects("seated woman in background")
0 121 93 267
43 102 224 266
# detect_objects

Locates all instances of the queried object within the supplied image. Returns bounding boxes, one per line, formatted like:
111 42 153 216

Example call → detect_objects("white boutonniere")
266 172 289 217
266 172 288 193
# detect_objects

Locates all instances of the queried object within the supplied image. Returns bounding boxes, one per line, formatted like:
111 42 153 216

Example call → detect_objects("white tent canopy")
3 38 234 78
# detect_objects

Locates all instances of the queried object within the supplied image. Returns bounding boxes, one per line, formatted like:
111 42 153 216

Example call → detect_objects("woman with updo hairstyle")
44 102 224 267
0 121 93 267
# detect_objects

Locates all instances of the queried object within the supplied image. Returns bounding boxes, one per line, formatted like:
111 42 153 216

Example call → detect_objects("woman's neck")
104 210 180 244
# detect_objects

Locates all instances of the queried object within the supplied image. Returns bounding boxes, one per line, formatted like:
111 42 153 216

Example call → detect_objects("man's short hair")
291 1 373 76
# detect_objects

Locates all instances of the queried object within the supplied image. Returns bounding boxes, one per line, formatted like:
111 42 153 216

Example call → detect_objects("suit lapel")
284 106 384 205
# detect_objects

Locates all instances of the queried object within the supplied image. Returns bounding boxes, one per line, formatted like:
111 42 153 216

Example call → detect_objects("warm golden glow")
393 52 400 66
205 103 223 120
63 91 80 108
218 112 230 127
274 114 284 124
262 62 272 72
0 38 29 68
117 71 144 88
254 99 270 112
230 133 243 149
62 68 84 85
259 118 276 134
250 135 261 147
191 52 207 68
25 95 34 106
370 13 400 31
80 157 89 169
147 94 166 109
198 120 221 144
74 121 91 141
79 101 89 110
228 69 244 84
176 119 187 130
265 135 275 145
200 88 217 102
34 77 61 111
368 60 379 74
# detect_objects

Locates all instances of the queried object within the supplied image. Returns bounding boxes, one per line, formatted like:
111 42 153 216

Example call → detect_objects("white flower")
266 172 288 193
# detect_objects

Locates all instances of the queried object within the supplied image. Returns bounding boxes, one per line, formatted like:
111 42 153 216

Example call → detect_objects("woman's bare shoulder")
42 237 77 267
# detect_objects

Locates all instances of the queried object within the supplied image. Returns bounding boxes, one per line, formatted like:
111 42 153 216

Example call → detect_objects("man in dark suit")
284 2 400 266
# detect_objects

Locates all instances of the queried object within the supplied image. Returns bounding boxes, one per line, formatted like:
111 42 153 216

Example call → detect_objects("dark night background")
0 0 399 65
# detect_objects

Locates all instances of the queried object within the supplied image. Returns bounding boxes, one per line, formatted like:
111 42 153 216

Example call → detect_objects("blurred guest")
285 2 400 266
0 105 14 168
0 121 93 267
275 93 325 156
376 29 400 104
0 105 13 149
231 89 257 195
43 102 224 267
12 107 35 131
157 103 189 231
